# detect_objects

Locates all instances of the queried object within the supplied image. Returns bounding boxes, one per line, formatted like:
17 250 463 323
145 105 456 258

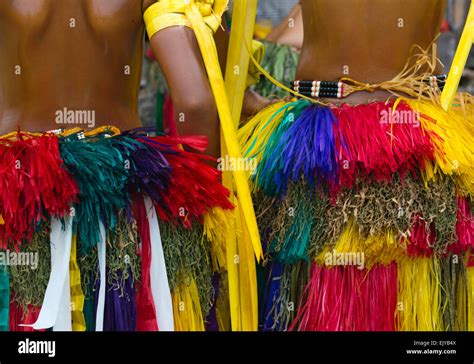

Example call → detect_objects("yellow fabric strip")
144 0 227 36
222 0 258 331
441 1 474 111
224 0 258 125
144 1 263 263
247 40 265 88
184 3 263 261
69 234 86 331
237 200 258 330
172 281 205 331
145 0 263 330
224 193 242 330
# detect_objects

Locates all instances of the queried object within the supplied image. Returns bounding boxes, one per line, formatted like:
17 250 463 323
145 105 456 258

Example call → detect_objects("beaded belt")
291 74 447 99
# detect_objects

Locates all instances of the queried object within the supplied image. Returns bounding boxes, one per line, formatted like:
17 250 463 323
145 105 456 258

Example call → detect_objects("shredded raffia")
60 130 130 253
0 133 78 248
172 280 205 331
203 207 235 272
239 40 474 332
79 214 141 300
159 221 214 317
397 257 444 331
289 264 398 331
9 225 51 311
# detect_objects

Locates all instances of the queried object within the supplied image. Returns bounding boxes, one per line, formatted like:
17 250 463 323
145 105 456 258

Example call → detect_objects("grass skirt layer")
240 98 474 331
0 127 233 331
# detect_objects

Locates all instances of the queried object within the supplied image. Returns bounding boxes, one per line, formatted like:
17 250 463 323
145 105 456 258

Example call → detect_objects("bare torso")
0 0 152 134
297 0 447 103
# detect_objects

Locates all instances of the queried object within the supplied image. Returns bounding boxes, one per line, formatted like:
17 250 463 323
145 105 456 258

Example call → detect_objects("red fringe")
133 197 159 331
332 102 437 187
406 215 436 258
147 136 233 228
0 133 78 248
449 197 474 255
163 93 177 137
290 263 398 331
9 301 42 331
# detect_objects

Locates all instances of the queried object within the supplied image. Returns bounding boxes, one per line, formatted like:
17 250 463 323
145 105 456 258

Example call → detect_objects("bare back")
0 0 149 134
297 0 447 102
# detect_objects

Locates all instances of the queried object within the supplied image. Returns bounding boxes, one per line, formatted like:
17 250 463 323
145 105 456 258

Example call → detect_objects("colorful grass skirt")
239 97 474 331
0 127 233 331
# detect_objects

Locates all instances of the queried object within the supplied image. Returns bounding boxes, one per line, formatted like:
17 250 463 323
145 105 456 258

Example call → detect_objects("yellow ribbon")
145 0 263 331
441 0 474 111
172 280 205 331
223 0 259 331
144 1 262 262
247 40 265 88
69 234 86 331
144 0 227 36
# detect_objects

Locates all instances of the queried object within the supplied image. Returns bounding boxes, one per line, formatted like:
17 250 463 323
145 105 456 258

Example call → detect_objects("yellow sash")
145 0 263 331
70 234 86 331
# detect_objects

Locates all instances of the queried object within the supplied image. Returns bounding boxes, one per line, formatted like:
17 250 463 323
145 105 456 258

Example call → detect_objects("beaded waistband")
291 75 447 99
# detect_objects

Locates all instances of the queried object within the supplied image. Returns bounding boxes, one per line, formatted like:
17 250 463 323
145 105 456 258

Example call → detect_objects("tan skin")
298 0 447 104
0 0 266 158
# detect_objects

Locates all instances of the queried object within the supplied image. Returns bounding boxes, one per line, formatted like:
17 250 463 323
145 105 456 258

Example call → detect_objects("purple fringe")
94 268 137 331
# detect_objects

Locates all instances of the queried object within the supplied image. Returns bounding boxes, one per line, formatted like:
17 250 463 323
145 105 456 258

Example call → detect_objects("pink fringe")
332 102 436 187
406 215 436 258
289 263 398 331
449 196 474 256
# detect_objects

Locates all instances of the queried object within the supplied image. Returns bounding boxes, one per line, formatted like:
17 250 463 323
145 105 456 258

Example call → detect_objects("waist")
0 107 142 135
296 50 444 89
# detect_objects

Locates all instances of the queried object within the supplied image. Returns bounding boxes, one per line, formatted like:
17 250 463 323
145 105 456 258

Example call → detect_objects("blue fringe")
253 101 308 196
255 101 343 196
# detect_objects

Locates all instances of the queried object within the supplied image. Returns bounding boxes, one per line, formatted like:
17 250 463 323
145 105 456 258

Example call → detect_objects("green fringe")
159 222 214 317
254 181 329 262
60 132 131 254
0 264 9 331
265 261 309 331
79 214 141 299
326 175 457 253
270 182 329 264
439 255 469 331
255 175 457 262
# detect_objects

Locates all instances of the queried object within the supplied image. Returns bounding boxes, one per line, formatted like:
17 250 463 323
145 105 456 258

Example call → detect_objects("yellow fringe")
468 265 474 331
397 257 444 331
315 220 405 269
172 280 205 331
203 207 235 272
402 97 474 195
237 101 288 190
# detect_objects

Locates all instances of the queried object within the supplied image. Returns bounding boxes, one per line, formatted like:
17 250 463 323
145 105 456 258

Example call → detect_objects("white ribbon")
144 197 174 331
28 217 73 331
95 223 107 331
